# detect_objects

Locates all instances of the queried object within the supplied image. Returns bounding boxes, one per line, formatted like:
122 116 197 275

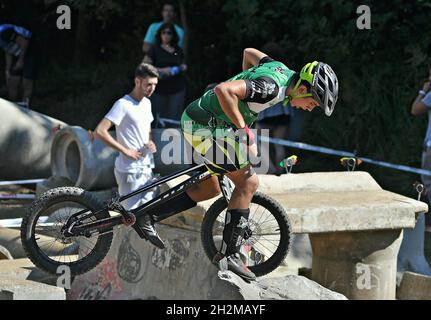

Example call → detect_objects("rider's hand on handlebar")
236 125 255 146
123 148 143 160
234 125 257 157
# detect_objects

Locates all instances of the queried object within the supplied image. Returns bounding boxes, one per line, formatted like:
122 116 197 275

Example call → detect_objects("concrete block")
257 171 381 194
397 271 431 300
67 224 240 300
67 222 341 300
271 190 425 233
0 258 59 286
158 174 427 234
0 277 65 300
310 229 403 300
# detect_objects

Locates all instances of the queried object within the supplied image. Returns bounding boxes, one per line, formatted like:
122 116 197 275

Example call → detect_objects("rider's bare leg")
185 165 258 206
226 165 259 209
186 175 221 202
217 165 258 280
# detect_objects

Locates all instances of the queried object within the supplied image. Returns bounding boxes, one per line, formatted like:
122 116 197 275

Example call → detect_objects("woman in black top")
143 22 187 127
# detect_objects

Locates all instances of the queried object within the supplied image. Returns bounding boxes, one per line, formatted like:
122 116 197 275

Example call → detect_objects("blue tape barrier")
158 118 431 177
260 136 431 177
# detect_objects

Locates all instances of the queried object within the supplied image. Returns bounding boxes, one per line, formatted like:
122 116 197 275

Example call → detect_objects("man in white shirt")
94 63 165 249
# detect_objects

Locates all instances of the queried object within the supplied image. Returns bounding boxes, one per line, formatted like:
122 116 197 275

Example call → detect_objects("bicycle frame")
64 163 233 238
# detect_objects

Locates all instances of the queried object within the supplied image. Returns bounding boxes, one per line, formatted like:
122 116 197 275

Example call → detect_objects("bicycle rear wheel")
21 187 113 276
201 191 292 277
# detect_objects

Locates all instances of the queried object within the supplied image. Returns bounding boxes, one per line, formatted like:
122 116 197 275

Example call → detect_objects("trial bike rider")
149 48 339 281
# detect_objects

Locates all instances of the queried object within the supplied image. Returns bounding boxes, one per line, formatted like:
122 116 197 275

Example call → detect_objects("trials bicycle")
20 163 292 277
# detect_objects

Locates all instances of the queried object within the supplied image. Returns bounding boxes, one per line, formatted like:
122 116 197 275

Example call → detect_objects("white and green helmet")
292 61 339 116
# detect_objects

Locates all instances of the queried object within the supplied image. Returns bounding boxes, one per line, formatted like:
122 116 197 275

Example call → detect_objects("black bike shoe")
218 253 256 281
137 216 165 249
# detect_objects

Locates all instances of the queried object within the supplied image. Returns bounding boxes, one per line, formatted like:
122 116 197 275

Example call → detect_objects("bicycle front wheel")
201 191 292 277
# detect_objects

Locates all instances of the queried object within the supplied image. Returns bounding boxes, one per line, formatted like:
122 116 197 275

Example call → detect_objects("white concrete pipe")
0 98 66 180
50 127 193 191
50 126 118 190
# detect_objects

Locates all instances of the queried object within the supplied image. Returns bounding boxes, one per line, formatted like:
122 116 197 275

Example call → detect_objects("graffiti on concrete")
151 238 190 270
117 230 145 283
74 259 123 300
78 282 113 300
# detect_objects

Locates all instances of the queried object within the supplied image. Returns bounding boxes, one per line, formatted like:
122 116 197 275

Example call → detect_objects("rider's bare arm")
94 118 142 160
242 48 267 71
214 80 247 128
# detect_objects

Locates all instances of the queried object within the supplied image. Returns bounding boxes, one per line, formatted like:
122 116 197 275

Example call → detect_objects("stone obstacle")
397 271 431 300
66 171 426 300
219 271 347 300
68 224 237 300
259 172 427 299
0 278 65 300
0 258 66 300
67 223 341 300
